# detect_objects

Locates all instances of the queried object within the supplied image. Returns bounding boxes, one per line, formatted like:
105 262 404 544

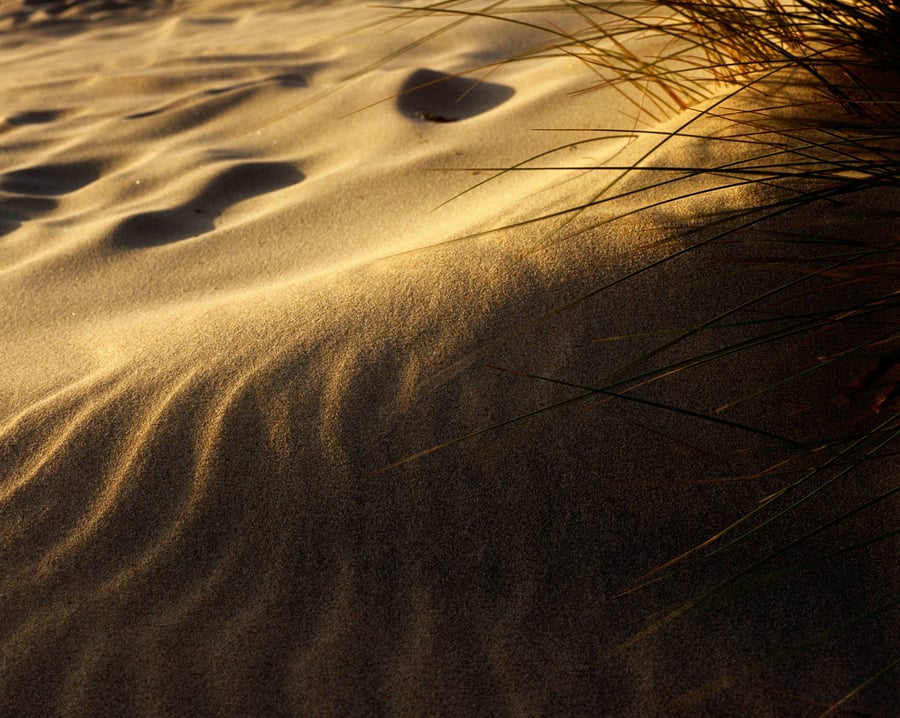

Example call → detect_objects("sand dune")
1 1 897 716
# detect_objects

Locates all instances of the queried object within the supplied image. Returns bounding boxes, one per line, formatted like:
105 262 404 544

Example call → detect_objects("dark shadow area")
5 109 66 126
1 0 173 33
0 161 103 196
0 195 57 237
126 72 307 121
397 68 515 123
110 161 303 249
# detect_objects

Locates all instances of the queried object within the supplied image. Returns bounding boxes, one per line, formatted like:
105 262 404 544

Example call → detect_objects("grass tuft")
372 1 900 711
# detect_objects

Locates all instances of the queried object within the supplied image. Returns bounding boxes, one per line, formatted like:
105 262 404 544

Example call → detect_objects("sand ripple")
0 1 896 716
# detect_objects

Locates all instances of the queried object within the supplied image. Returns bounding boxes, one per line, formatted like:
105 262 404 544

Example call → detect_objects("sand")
1 1 897 715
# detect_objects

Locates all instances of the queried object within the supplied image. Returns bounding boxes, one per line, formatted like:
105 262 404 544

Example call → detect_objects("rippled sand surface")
1 1 896 715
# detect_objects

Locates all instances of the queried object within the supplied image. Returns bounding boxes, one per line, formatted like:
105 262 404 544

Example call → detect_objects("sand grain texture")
1 1 897 716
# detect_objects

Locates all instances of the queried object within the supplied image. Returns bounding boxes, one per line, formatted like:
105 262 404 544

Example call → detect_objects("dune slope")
1 1 897 716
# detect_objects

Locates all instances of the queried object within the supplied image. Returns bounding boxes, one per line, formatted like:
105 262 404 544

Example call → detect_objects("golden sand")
1 1 896 715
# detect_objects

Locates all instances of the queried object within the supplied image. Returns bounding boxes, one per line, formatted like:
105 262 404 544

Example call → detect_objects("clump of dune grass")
659 0 900 118
376 0 899 711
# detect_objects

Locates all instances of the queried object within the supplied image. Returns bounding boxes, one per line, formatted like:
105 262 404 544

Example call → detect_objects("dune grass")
368 0 900 711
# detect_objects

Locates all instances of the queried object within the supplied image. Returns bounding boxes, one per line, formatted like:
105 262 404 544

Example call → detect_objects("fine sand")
1 1 897 716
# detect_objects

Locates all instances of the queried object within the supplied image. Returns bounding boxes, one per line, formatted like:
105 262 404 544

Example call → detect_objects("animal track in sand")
397 68 514 123
109 161 304 249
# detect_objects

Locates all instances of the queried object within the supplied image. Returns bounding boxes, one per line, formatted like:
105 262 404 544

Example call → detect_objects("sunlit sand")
1 1 896 715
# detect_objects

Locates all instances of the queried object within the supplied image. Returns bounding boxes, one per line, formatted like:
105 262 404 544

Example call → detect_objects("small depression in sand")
1 160 103 196
397 68 515 123
109 161 304 248
5 109 67 125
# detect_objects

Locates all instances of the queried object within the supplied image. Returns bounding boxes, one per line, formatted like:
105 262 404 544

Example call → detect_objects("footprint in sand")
396 68 515 123
109 161 303 248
